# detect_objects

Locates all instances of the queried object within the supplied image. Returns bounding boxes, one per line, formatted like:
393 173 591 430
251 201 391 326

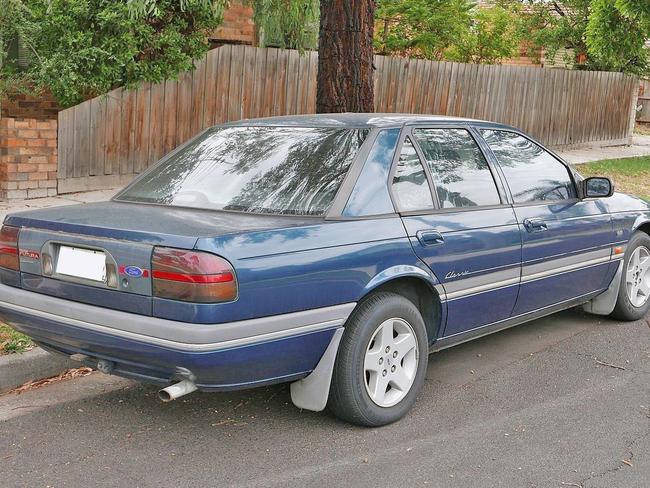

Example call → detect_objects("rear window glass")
116 127 368 216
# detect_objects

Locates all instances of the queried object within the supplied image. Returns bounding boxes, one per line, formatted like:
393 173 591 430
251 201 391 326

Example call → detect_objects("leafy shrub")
2 0 225 106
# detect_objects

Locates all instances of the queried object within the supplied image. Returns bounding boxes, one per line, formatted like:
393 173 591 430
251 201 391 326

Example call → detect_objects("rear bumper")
0 283 354 390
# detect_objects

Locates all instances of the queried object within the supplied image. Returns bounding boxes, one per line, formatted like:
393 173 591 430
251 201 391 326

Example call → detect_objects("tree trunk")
317 0 376 113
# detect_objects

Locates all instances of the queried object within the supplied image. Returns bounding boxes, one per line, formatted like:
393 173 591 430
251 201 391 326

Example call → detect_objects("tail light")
151 247 237 303
0 225 19 271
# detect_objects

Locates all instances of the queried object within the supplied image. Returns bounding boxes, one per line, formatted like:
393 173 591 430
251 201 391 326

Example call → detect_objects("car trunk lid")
5 201 317 314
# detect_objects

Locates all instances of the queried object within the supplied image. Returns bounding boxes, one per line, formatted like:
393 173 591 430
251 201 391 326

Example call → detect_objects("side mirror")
582 177 614 199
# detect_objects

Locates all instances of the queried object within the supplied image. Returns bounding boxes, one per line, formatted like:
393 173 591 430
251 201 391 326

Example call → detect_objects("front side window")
117 127 368 216
413 128 501 208
480 130 577 204
391 138 434 212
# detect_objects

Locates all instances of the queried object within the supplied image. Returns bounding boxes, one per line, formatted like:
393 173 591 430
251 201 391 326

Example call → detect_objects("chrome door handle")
523 218 548 233
416 230 445 246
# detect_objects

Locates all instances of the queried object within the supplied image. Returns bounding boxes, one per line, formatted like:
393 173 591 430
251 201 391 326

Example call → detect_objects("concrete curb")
0 347 75 393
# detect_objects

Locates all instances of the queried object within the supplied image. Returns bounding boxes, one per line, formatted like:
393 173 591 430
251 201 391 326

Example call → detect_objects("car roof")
223 113 516 130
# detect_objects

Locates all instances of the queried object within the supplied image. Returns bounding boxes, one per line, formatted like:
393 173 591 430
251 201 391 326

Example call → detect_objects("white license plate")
55 246 106 282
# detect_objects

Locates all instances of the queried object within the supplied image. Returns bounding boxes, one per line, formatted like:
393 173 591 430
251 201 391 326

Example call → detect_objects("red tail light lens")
151 247 237 303
0 225 19 271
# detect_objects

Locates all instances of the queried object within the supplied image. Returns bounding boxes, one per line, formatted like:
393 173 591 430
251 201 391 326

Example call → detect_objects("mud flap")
583 261 623 316
290 327 344 412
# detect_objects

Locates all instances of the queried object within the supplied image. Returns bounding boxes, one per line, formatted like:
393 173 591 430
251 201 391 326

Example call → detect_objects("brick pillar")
0 117 58 200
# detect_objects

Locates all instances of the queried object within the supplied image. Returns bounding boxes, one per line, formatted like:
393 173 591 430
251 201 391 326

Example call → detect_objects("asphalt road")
1 308 649 488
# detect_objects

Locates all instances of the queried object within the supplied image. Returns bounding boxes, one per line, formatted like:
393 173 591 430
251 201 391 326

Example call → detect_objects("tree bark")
317 0 376 113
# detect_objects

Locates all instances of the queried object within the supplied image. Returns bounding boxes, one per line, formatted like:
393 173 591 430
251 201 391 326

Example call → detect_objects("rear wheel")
610 231 650 321
328 292 429 427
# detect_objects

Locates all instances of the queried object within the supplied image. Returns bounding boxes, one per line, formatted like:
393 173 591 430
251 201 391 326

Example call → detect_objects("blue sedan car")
0 114 648 426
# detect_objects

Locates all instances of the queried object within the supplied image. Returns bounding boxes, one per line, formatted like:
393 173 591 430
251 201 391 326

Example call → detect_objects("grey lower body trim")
290 327 344 412
0 283 356 352
431 289 603 352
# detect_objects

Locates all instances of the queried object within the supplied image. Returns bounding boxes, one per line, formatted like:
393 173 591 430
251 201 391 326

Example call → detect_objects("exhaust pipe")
158 380 198 402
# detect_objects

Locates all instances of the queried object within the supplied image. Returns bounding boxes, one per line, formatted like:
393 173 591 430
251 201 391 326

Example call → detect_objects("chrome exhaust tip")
158 379 198 402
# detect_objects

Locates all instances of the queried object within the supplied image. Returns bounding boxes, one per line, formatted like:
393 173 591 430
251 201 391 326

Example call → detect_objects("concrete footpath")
557 135 650 165
0 188 118 222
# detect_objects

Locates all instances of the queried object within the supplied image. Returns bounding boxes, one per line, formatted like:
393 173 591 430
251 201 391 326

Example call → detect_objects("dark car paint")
1 114 649 391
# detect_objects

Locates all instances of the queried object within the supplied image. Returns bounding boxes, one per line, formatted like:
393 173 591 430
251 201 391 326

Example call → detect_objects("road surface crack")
576 423 650 487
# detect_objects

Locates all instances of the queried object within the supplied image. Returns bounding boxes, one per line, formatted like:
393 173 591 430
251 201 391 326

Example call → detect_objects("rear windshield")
116 126 369 216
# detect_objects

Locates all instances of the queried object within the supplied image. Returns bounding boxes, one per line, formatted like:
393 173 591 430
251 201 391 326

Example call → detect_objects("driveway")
1 308 649 488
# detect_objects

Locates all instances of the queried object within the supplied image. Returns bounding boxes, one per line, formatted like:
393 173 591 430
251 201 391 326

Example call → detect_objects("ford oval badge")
124 266 143 278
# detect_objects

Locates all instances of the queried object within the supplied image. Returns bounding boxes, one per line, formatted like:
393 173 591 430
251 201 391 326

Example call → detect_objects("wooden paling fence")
58 44 639 193
636 79 650 123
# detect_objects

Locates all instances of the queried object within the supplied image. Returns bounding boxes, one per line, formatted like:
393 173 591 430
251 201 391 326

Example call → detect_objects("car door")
479 129 617 315
394 126 522 338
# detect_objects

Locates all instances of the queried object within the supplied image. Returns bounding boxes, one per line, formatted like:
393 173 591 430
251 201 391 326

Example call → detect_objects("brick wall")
1 91 60 120
210 1 255 45
0 117 58 200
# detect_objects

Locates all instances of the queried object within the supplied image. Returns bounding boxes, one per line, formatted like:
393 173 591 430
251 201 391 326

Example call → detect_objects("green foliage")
375 0 523 65
614 0 650 21
0 0 38 101
375 0 474 60
249 0 318 51
523 0 592 67
523 0 650 75
2 0 224 107
446 3 523 64
126 0 226 17
587 0 649 76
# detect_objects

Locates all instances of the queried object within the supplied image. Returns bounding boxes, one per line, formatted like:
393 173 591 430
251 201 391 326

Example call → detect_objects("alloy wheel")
626 246 650 308
363 318 419 408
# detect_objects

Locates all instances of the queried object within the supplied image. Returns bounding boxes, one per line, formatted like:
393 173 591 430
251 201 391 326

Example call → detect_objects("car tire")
327 291 429 427
610 231 650 321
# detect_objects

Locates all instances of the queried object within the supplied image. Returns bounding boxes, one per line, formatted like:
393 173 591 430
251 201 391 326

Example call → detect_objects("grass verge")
578 156 650 201
0 324 34 355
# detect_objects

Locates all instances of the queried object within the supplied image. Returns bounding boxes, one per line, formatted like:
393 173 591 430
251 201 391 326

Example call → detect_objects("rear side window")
391 138 434 212
343 129 400 217
116 127 368 216
480 130 577 203
412 128 501 208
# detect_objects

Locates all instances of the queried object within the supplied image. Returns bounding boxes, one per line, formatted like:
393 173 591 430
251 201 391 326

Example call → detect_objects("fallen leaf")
9 367 93 394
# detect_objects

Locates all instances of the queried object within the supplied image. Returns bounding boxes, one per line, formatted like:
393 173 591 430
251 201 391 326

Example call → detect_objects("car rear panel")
3 201 319 320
